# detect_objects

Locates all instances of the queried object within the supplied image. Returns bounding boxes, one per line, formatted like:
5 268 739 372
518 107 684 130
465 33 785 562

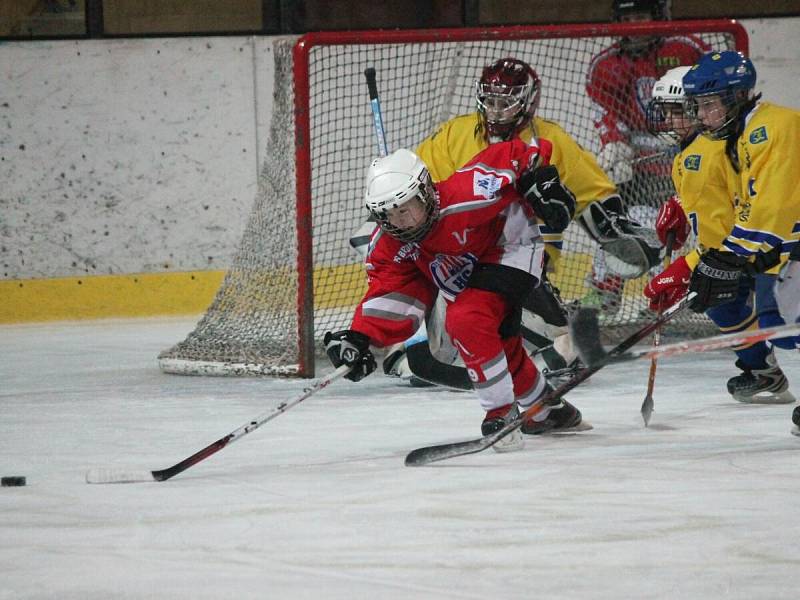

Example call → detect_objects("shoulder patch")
749 126 768 144
683 154 702 171
473 172 503 198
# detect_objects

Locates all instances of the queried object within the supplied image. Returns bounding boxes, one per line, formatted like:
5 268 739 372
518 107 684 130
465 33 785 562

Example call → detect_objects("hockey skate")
791 406 800 437
482 404 524 452
726 352 795 404
520 395 592 435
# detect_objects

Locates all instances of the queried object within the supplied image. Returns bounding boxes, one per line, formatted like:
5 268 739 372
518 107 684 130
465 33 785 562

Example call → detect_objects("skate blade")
791 427 800 437
548 420 593 434
492 430 525 453
733 390 796 405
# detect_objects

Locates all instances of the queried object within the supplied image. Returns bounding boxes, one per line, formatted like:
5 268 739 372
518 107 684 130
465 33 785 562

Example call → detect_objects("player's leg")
706 278 794 404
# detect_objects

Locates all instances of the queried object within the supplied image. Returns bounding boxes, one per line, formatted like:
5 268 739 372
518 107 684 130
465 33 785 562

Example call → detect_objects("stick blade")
405 437 490 466
570 308 608 368
641 393 654 427
86 468 157 484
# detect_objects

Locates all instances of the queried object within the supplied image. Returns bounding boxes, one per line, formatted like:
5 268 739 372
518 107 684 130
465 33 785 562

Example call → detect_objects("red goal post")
158 20 748 378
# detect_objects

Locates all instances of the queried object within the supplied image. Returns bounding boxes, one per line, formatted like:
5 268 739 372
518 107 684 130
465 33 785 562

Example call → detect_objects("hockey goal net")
158 20 748 377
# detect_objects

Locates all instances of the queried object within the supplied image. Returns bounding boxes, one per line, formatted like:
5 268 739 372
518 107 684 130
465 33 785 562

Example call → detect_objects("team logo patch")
684 154 702 171
634 76 656 114
749 126 768 144
473 173 503 198
429 252 478 299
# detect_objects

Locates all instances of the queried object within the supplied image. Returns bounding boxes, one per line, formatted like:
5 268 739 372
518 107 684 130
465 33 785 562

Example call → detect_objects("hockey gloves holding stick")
324 330 377 382
518 165 576 233
644 255 691 311
655 196 690 252
689 246 782 313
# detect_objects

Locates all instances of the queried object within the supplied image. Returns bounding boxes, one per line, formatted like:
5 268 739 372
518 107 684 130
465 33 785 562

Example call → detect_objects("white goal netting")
158 22 746 377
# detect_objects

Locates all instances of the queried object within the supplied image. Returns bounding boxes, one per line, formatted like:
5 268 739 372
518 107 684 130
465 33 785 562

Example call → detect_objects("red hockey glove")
655 195 690 251
643 255 692 311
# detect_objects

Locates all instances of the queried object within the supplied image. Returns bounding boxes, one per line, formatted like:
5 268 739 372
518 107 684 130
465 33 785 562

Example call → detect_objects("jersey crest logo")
634 76 656 114
429 252 478 299
683 154 702 171
749 126 768 144
452 227 474 246
473 172 503 198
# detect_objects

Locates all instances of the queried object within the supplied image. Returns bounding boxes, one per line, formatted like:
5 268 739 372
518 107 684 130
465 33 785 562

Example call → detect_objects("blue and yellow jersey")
723 102 800 267
416 113 617 268
671 133 734 271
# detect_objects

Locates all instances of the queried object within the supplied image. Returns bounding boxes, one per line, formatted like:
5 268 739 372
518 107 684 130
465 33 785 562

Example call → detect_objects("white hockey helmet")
646 66 693 143
364 148 438 243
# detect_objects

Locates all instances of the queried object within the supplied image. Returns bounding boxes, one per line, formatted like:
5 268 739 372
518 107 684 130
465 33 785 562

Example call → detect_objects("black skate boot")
482 403 524 452
792 406 800 437
726 352 795 404
520 392 591 435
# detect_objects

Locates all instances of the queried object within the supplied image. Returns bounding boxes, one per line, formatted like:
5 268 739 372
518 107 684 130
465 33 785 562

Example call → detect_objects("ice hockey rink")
2 318 799 599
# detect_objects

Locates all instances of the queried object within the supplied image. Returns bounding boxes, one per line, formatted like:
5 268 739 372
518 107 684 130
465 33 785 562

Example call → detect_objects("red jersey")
587 36 709 153
351 139 546 347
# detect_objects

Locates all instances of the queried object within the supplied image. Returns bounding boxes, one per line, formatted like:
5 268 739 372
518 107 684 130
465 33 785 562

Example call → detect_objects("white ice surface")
2 318 799 599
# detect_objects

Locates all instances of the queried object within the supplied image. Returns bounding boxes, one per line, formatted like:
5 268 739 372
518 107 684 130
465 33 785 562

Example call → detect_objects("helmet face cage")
369 178 438 243
646 99 689 144
646 66 693 143
475 58 540 141
682 52 757 140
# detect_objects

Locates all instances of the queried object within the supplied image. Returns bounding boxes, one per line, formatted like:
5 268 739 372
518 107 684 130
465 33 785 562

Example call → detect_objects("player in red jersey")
582 0 708 315
325 140 590 449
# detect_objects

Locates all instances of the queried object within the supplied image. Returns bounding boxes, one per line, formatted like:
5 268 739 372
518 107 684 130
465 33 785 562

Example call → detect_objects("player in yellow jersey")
643 66 793 404
682 51 799 407
417 58 659 282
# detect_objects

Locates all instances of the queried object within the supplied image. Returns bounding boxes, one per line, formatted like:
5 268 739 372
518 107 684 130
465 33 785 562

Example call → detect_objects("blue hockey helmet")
682 51 757 140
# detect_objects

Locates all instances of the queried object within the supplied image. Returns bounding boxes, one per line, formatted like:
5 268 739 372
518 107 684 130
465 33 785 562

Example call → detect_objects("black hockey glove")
688 249 747 313
323 330 376 382
744 244 782 276
518 165 576 234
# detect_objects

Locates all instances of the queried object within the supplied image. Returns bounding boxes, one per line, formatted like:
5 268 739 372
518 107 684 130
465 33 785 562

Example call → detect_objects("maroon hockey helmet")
475 58 541 142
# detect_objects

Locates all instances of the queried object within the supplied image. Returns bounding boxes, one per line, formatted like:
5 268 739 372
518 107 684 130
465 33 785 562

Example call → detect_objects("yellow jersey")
670 133 733 271
724 102 800 266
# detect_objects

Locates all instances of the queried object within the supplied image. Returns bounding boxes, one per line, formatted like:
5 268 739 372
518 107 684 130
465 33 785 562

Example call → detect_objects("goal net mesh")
158 24 743 377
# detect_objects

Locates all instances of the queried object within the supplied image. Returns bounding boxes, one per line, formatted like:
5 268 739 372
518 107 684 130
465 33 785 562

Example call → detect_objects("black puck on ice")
1 476 26 487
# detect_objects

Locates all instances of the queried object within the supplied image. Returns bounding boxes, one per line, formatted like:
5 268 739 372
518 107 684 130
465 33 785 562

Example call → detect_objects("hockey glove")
518 165 576 234
323 330 376 382
744 244 782 276
643 255 691 311
688 249 747 313
578 195 661 279
655 195 690 251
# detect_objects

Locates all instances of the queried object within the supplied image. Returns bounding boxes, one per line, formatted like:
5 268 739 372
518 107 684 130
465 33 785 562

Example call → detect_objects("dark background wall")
2 0 799 38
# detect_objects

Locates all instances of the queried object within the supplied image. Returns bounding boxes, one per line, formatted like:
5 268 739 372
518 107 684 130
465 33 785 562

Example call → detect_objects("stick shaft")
364 67 388 157
87 365 352 483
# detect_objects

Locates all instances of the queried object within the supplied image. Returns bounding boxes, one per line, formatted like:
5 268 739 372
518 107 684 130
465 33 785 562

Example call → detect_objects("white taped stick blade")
86 469 156 484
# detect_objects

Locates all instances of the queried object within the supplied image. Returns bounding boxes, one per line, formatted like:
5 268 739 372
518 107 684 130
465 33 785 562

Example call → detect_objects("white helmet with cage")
364 149 438 243
646 65 693 143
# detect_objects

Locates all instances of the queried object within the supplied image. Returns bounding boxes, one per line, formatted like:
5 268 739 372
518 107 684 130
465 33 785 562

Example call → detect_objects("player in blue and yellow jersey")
643 65 793 404
683 52 798 404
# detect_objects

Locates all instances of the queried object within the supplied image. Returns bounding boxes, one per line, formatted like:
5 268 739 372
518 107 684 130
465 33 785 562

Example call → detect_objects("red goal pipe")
291 19 748 377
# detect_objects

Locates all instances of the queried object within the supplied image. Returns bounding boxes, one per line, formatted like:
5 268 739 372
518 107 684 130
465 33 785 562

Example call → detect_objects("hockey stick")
86 364 352 484
364 67 388 157
404 295 693 467
574 317 800 368
640 231 675 426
